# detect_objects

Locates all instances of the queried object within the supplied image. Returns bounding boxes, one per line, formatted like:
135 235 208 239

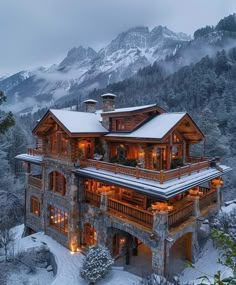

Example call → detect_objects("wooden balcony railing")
80 159 210 184
168 202 194 228
199 189 217 210
107 197 153 228
85 190 101 207
28 148 44 156
28 175 42 189
186 156 210 163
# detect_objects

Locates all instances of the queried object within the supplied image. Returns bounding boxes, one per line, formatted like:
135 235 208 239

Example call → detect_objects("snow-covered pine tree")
80 245 114 284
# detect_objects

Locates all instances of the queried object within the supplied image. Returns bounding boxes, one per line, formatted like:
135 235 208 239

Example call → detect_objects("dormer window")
116 119 125 131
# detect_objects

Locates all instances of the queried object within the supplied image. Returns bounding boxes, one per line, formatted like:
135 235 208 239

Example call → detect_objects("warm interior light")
151 201 168 211
189 188 199 196
120 238 126 245
139 151 144 158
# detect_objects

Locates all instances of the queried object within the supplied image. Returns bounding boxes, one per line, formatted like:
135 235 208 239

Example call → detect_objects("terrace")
83 179 218 232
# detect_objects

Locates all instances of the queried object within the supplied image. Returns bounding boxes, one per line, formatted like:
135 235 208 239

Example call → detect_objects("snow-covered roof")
15 154 43 164
106 113 186 139
76 165 231 199
101 93 117 97
102 104 157 114
83 99 97 103
50 109 108 133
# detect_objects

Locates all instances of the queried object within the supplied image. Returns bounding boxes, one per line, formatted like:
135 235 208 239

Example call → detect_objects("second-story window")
50 171 66 195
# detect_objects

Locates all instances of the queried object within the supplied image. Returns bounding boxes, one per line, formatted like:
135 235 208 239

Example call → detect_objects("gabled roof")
105 113 204 141
33 109 108 136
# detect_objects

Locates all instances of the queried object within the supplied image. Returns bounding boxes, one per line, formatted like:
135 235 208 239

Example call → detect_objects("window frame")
30 196 40 216
49 205 68 234
49 171 66 196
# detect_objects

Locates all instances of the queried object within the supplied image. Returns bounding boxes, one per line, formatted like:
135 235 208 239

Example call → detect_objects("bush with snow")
80 245 114 284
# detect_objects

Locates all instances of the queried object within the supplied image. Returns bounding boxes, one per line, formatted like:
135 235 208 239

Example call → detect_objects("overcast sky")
0 0 235 74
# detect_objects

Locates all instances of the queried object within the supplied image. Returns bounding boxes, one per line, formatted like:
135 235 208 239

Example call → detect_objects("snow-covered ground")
180 202 236 284
179 239 232 284
14 230 140 285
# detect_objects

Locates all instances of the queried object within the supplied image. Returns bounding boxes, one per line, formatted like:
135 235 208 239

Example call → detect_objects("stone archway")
108 227 153 276
168 232 192 276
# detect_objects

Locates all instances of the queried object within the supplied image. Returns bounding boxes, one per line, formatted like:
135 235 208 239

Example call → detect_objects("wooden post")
160 170 164 184
178 166 181 179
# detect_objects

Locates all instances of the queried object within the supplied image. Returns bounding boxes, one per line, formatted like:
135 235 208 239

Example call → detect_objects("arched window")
31 196 40 216
49 171 66 195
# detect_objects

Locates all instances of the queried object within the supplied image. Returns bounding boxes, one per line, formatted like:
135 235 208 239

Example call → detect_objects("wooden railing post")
136 167 140 179
178 167 181 179
188 164 191 176
160 170 164 184
115 163 118 174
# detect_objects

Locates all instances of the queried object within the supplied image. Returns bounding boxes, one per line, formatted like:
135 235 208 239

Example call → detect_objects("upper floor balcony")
28 174 42 189
80 157 211 184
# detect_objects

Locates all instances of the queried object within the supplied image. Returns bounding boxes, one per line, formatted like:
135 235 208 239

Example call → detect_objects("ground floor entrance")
111 230 152 276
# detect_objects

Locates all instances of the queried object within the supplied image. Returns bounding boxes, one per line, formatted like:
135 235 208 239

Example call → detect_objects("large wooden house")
17 94 231 276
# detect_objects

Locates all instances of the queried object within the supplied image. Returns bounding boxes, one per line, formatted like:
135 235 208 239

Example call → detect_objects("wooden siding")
111 113 149 132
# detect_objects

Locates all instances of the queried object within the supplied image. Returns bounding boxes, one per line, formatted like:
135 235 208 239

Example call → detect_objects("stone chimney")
83 99 97 113
101 93 116 112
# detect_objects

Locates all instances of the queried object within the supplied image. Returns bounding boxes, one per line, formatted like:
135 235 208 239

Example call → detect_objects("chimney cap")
83 99 98 104
101 93 117 98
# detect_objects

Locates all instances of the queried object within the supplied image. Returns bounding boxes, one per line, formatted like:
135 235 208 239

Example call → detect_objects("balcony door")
152 146 166 171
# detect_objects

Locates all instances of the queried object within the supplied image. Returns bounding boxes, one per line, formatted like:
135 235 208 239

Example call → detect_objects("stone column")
68 173 80 252
101 139 110 162
152 211 168 275
96 214 107 247
100 192 108 212
193 197 200 217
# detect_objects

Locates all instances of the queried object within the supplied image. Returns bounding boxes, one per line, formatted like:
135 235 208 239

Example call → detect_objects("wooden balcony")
27 148 73 162
28 174 42 189
84 186 218 232
199 189 217 210
107 197 153 228
168 202 194 228
28 148 44 156
80 159 210 184
85 190 101 207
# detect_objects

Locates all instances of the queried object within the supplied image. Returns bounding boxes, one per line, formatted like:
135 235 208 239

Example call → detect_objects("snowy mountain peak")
59 46 97 69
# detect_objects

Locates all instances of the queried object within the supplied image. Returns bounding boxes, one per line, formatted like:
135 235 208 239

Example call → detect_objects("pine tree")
80 246 114 284
0 91 15 134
